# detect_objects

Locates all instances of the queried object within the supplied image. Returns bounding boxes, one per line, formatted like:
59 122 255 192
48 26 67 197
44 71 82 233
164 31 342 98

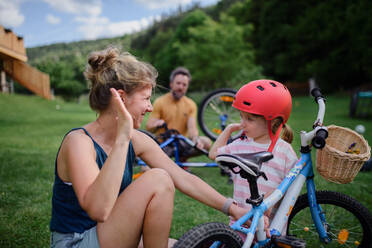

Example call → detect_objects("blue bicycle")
136 124 218 169
174 88 372 248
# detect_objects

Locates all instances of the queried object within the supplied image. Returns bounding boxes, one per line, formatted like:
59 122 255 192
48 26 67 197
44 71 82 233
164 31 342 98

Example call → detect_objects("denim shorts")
51 226 100 248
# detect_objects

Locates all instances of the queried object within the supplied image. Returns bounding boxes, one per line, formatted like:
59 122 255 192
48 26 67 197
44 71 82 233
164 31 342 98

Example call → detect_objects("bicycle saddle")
216 151 273 177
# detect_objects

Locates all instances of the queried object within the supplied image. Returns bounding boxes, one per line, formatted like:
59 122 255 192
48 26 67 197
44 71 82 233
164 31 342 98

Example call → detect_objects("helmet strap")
267 120 283 153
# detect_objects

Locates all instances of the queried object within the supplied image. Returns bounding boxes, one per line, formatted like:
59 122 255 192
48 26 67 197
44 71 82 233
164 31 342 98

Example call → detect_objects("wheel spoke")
287 191 371 247
209 101 223 116
198 89 237 141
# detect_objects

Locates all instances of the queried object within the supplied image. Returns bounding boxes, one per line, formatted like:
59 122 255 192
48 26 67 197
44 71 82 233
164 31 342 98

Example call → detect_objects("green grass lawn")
0 92 371 247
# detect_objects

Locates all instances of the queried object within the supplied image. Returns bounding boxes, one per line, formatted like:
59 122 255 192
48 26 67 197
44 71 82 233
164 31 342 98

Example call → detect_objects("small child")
209 79 298 238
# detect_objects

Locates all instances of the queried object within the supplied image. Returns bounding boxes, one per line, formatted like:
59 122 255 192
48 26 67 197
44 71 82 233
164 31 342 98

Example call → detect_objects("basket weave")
316 125 371 184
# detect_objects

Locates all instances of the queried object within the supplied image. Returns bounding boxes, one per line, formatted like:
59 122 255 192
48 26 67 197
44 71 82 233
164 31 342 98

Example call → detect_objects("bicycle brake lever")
219 161 239 173
258 171 268 181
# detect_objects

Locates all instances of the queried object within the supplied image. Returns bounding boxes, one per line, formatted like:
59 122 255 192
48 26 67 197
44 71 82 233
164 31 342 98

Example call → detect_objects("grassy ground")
0 92 371 247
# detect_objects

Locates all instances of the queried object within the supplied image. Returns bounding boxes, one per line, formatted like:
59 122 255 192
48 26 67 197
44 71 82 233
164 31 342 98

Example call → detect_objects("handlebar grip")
311 88 325 103
312 129 328 149
184 138 209 155
197 147 209 156
157 123 168 130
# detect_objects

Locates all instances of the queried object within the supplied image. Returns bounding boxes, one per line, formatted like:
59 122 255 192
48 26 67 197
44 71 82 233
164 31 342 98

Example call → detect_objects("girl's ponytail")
281 123 293 144
272 117 293 144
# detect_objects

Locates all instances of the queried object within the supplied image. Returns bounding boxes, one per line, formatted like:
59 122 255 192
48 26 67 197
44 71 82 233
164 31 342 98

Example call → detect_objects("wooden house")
0 25 51 99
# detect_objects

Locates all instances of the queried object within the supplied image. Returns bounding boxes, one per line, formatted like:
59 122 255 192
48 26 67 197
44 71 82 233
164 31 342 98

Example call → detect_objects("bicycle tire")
198 88 240 141
287 190 372 247
173 222 243 248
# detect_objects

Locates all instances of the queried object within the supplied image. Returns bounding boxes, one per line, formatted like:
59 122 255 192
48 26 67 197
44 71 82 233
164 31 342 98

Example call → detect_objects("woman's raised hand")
110 88 133 140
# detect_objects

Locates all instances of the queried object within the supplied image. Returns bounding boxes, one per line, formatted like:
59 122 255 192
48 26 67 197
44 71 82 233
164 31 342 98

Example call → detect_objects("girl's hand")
263 215 271 238
110 88 133 140
226 123 243 133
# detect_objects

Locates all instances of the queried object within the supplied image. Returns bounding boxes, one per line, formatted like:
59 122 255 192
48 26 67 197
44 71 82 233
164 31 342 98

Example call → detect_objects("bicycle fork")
306 177 332 244
270 153 331 246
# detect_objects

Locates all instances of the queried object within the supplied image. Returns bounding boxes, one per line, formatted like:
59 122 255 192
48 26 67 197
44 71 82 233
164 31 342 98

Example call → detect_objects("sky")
0 0 219 48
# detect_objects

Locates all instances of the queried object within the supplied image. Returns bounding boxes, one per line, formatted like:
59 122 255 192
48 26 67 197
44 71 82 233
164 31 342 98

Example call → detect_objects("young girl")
209 79 298 237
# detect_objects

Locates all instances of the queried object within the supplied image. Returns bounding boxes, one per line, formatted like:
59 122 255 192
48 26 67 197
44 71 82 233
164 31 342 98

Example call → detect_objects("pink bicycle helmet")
232 79 292 152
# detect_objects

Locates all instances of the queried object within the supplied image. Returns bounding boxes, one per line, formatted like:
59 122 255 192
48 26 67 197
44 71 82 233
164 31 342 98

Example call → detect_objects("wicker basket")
316 125 371 184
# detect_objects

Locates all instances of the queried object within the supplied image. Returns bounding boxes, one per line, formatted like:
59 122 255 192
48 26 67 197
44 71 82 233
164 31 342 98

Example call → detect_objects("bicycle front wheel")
173 222 243 248
198 89 240 141
287 190 372 247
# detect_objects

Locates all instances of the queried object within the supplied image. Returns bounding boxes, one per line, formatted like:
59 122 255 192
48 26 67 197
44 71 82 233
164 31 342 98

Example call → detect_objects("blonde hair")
242 112 293 144
272 117 293 144
84 46 158 112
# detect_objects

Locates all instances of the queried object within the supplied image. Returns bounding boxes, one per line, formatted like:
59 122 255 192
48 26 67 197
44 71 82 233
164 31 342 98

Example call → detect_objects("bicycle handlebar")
300 87 328 149
157 123 169 131
311 87 324 103
312 129 328 149
156 122 209 155
311 88 326 127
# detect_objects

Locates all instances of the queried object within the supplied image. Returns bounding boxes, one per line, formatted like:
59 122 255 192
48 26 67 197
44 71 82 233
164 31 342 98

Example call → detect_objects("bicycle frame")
216 96 329 248
136 133 218 168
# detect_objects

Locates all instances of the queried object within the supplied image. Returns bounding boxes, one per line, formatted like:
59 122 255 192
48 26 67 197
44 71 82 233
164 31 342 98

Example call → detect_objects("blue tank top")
50 127 135 233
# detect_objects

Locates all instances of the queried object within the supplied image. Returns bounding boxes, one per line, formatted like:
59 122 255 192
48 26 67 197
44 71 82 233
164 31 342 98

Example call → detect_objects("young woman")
50 47 247 248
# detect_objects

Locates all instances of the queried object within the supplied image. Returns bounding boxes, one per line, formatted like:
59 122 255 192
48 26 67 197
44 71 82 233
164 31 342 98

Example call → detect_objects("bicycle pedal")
271 235 306 248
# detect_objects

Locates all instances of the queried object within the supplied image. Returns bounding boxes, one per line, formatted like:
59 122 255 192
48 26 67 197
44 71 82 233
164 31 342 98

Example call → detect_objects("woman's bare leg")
138 237 177 248
97 168 175 248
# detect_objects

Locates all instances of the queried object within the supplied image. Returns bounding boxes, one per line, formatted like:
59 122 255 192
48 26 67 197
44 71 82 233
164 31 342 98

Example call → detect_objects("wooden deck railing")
4 60 51 100
1 25 51 99
0 26 27 62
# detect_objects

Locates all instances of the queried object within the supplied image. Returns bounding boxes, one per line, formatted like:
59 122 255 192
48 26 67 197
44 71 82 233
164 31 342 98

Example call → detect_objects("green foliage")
34 54 86 99
27 36 131 63
27 36 131 100
205 0 242 21
154 9 263 90
248 0 372 91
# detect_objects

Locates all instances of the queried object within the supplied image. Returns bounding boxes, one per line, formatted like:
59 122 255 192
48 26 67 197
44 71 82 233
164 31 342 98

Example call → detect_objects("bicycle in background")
136 123 217 169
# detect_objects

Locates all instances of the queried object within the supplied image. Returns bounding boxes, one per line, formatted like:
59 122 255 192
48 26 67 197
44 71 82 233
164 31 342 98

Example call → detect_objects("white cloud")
46 14 61 24
0 0 24 28
75 15 160 40
41 0 161 41
135 0 192 9
42 0 102 16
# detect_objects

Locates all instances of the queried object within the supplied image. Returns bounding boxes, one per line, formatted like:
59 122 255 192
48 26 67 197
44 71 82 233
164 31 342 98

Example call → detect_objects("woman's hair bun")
88 47 119 72
85 46 157 112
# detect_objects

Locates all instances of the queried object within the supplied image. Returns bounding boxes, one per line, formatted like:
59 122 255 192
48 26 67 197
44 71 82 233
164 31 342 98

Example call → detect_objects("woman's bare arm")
132 130 245 220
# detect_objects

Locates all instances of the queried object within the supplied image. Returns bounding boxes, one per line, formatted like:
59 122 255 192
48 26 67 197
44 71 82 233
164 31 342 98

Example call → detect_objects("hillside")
26 0 240 64
27 35 132 64
24 0 372 99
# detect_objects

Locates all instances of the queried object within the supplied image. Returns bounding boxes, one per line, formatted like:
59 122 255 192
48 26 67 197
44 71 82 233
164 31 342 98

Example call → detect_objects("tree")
249 0 372 91
35 54 87 99
155 9 262 91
